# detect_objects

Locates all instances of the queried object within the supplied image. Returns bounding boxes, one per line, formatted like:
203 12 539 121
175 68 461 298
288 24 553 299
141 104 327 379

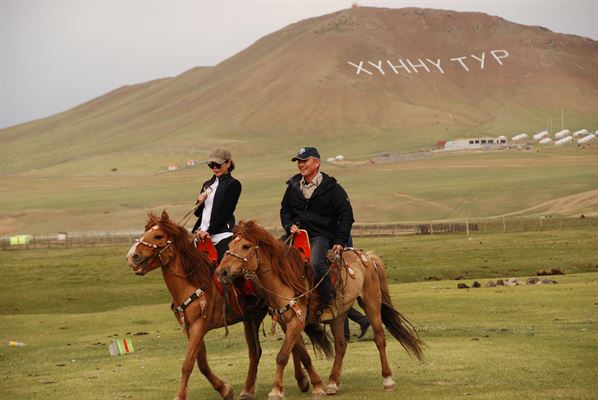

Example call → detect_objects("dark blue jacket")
280 172 354 246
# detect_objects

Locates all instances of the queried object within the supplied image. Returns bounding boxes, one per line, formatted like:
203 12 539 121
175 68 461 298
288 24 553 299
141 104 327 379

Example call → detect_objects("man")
280 146 354 322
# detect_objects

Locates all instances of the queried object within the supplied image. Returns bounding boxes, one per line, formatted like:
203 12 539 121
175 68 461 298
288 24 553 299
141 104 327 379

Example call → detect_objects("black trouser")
344 307 368 338
310 235 333 306
215 236 233 264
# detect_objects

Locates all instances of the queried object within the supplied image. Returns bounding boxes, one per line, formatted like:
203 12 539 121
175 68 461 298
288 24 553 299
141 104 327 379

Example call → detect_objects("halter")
136 238 174 268
136 235 195 279
224 245 260 267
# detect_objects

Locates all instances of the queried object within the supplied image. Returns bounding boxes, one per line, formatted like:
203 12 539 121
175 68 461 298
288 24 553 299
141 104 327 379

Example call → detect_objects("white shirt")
199 177 233 245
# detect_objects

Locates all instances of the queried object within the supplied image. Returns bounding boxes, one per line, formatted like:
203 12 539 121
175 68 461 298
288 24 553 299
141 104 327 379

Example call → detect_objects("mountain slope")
1 7 597 174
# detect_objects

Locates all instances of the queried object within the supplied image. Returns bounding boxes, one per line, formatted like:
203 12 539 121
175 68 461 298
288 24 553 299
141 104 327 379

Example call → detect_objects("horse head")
127 210 180 275
216 220 263 285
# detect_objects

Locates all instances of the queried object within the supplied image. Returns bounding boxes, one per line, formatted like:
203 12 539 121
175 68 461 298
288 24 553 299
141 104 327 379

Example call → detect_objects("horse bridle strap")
173 288 207 329
136 238 173 251
224 245 260 263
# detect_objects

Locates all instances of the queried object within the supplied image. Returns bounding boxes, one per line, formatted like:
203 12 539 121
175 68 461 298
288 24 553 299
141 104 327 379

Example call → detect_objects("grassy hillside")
1 145 596 235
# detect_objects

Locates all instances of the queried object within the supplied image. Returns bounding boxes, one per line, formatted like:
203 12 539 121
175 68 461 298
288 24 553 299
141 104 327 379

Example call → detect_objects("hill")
1 6 597 174
1 6 597 234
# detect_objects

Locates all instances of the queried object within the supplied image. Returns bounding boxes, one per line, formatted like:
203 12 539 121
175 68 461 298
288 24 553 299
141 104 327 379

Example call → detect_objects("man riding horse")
280 146 354 322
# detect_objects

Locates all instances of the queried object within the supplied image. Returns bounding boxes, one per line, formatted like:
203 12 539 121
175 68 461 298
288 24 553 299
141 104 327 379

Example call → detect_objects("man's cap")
207 148 231 164
291 147 320 161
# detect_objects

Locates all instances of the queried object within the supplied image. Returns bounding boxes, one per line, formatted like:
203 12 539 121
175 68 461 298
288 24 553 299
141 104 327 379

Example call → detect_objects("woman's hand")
197 192 208 203
196 230 210 241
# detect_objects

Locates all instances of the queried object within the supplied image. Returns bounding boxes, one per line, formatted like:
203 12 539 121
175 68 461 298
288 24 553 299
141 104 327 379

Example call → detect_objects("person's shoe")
357 321 370 338
319 307 336 323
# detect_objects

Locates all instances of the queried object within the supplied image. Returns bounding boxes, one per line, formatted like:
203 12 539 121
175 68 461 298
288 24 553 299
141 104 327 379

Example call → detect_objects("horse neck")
256 255 297 308
160 253 214 306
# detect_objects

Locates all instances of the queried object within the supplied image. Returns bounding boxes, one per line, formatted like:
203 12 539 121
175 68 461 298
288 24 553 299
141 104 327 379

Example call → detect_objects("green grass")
1 230 597 399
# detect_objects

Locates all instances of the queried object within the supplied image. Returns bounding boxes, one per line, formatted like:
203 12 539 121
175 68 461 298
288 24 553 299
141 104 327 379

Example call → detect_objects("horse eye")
242 244 251 250
155 235 163 240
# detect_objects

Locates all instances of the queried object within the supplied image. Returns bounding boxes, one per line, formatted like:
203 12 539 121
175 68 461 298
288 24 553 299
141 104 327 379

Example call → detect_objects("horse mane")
146 211 213 289
234 220 309 294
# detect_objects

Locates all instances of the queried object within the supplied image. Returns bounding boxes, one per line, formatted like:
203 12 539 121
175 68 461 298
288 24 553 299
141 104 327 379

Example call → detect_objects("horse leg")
291 344 309 393
175 322 209 400
268 318 302 400
195 340 233 400
238 320 262 400
324 315 348 395
292 334 326 399
362 299 395 391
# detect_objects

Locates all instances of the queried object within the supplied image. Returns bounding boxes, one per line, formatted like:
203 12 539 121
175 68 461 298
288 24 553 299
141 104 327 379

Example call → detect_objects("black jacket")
192 173 241 235
280 172 354 246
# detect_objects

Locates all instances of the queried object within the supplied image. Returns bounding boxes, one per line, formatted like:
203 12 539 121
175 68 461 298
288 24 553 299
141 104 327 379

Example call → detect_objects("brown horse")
217 220 424 398
126 211 319 400
217 220 334 400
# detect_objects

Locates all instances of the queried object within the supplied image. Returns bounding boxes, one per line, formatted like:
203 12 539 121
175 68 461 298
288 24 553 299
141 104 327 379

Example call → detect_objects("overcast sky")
1 0 597 129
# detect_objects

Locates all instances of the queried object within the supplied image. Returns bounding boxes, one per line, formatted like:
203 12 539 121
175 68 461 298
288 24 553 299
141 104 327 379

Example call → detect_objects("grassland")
1 227 597 399
1 146 597 235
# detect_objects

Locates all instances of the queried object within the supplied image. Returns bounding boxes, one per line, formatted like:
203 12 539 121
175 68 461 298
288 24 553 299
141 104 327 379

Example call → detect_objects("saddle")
292 229 311 263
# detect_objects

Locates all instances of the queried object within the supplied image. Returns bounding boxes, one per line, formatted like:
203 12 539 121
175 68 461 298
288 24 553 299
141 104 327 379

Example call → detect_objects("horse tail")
368 252 425 362
304 323 334 359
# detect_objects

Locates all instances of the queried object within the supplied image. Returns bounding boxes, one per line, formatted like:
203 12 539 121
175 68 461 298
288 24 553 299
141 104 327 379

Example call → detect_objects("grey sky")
1 0 597 129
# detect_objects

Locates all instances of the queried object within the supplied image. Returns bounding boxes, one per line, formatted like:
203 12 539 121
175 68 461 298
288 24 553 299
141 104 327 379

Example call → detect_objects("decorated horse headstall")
135 231 173 267
223 236 261 273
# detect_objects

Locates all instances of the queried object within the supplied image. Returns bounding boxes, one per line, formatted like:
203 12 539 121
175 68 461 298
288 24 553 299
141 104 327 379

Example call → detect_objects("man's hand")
195 230 210 241
332 244 344 254
290 224 300 235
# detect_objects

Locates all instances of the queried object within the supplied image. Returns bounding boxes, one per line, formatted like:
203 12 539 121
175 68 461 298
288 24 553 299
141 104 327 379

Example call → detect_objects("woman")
192 148 241 262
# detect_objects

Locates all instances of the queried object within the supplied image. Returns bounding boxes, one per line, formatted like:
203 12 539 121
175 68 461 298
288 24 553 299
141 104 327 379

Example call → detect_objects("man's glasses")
208 161 226 169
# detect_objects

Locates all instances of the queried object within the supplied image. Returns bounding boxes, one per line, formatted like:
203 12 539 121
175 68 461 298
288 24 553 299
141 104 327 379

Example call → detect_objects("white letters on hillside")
348 50 509 75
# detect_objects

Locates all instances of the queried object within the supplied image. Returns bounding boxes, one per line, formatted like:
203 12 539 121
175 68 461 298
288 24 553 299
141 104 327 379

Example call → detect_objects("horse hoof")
297 376 310 393
238 391 255 400
221 382 234 400
324 383 339 395
267 390 284 400
383 376 396 391
311 387 326 399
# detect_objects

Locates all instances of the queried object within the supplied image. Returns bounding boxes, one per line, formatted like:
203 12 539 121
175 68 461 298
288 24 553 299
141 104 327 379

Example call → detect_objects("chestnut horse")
126 211 321 400
217 220 424 398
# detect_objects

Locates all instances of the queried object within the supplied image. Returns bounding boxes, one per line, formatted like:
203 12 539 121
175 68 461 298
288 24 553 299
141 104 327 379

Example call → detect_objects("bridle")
224 245 260 267
136 237 173 265
135 235 195 279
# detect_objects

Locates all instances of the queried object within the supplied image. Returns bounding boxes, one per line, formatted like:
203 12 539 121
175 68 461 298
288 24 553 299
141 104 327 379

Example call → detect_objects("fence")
1 216 595 250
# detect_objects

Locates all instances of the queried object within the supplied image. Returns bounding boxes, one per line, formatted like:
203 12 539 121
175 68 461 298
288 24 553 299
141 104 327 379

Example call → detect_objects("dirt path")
493 189 598 218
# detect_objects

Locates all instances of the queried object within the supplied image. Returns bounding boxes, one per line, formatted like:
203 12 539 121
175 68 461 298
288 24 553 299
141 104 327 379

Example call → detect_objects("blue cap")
291 147 320 161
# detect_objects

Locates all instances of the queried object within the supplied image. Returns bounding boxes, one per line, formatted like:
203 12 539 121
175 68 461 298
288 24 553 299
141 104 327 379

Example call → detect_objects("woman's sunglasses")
208 161 227 169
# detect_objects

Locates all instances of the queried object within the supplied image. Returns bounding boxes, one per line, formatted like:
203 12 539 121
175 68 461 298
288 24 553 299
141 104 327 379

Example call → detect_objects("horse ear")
161 210 170 222
145 212 159 231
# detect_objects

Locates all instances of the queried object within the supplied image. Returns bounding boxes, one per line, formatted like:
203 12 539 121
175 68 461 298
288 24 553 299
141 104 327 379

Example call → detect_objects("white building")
444 137 508 151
